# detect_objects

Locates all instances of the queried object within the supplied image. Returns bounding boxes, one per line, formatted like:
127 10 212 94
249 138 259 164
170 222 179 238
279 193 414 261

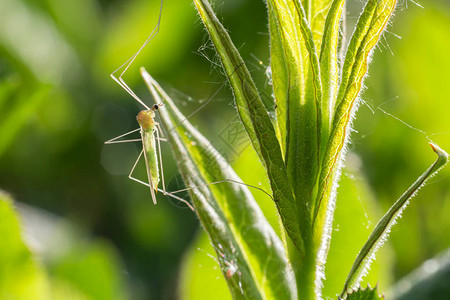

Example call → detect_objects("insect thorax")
137 110 156 131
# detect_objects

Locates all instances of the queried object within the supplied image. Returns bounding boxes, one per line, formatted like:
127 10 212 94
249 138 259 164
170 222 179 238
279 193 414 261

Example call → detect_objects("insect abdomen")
143 130 159 191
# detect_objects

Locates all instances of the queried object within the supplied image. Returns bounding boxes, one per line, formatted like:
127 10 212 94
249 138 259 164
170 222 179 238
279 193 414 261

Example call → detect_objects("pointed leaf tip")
429 142 449 162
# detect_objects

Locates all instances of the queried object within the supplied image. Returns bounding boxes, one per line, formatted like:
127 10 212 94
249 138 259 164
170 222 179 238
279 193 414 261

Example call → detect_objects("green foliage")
142 69 296 299
0 191 50 299
0 0 449 299
145 0 448 299
0 191 129 299
193 1 302 259
49 243 129 300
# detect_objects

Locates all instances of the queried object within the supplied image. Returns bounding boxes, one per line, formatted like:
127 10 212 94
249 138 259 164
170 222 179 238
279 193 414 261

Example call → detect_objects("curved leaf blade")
340 143 448 298
319 0 346 144
267 1 324 297
268 0 322 219
0 191 50 299
268 6 289 156
336 0 396 111
192 0 304 254
311 0 335 53
314 0 397 248
141 70 297 300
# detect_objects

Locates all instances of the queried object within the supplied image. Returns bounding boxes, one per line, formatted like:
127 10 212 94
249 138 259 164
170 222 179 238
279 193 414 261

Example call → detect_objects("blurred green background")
0 0 449 299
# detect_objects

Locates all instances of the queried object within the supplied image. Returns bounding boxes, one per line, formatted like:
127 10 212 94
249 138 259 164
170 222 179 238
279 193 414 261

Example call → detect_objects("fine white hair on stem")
315 0 400 293
315 95 362 297
339 143 448 298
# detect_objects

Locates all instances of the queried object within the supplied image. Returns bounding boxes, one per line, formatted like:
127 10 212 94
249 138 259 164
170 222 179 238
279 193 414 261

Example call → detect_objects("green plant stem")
340 143 448 298
284 225 317 300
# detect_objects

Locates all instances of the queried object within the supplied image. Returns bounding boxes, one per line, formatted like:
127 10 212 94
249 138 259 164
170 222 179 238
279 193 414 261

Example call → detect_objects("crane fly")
105 0 272 210
105 99 195 210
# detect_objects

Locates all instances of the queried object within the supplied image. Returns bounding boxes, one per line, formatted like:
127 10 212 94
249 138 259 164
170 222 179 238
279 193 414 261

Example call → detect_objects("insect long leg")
154 125 194 211
106 139 142 144
128 146 193 210
157 188 195 211
105 128 141 144
106 137 167 144
166 179 273 201
151 132 272 210
155 118 273 207
128 150 156 206
140 67 227 133
107 3 271 211
156 122 165 138
128 150 144 182
111 75 150 110
105 127 167 144
110 0 164 110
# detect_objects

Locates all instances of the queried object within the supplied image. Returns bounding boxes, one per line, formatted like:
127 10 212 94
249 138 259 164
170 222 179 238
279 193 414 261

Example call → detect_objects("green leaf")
267 1 324 297
314 0 397 260
340 143 448 298
50 242 129 300
267 0 322 219
98 0 196 85
319 0 346 142
141 70 297 300
335 0 396 112
192 0 304 255
311 0 335 53
0 191 50 299
17 202 131 299
346 285 384 300
267 6 288 156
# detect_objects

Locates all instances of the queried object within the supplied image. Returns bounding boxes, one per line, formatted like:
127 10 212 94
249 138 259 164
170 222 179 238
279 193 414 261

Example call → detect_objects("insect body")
105 1 271 210
137 104 163 195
